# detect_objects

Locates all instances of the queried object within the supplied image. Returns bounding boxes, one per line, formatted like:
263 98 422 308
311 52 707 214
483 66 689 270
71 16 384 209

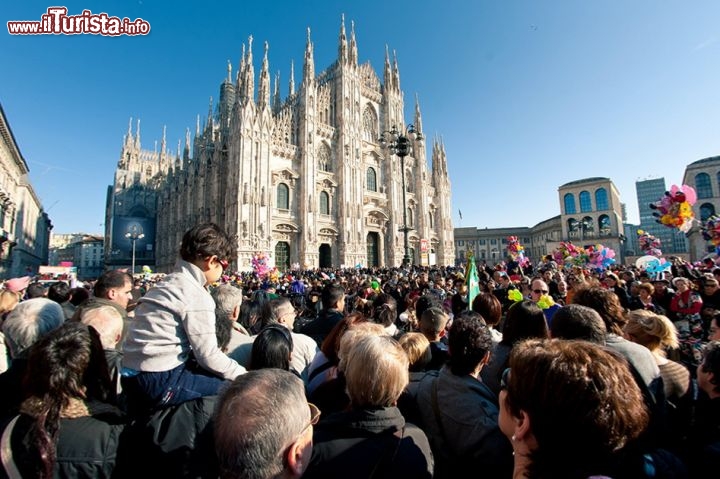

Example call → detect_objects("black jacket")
305 406 433 479
0 401 128 479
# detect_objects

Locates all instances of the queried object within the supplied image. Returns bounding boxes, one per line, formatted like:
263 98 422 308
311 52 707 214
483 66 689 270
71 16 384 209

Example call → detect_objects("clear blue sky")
2 1 719 235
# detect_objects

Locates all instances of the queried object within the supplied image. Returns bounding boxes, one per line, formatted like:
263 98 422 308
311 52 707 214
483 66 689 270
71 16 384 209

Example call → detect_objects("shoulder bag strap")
1 415 23 479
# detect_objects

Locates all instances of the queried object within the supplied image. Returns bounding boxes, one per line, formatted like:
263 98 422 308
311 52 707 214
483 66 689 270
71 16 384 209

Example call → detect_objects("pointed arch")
362 104 378 142
317 143 332 172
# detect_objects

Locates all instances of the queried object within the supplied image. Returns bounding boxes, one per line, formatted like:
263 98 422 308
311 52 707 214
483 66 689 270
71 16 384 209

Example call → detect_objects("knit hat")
5 276 31 293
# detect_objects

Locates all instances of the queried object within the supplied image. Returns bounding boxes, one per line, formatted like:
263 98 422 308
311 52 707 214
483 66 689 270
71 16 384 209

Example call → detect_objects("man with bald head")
529 278 561 327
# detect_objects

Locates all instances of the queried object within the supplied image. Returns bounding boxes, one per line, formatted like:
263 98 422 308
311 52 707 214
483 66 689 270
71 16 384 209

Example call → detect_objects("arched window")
429 212 434 229
564 193 576 214
696 173 713 199
595 188 608 210
567 218 578 232
276 183 289 210
319 191 330 215
579 191 592 212
701 202 716 222
318 144 331 172
581 216 595 234
362 105 378 142
366 167 377 192
599 215 611 235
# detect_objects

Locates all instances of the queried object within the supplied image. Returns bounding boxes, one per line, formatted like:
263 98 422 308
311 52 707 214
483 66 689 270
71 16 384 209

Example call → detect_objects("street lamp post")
125 226 145 276
379 124 423 268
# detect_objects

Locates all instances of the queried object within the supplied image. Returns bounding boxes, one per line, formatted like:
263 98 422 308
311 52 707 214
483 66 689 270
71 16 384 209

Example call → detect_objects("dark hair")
26 282 46 299
504 339 649 478
249 325 293 371
447 310 492 376
471 292 502 327
93 270 132 299
415 294 442 320
47 282 71 304
23 322 112 478
371 292 397 328
239 300 263 334
550 304 607 344
321 283 346 310
571 286 625 335
69 287 90 306
701 341 720 394
500 300 549 347
179 223 237 263
215 314 233 352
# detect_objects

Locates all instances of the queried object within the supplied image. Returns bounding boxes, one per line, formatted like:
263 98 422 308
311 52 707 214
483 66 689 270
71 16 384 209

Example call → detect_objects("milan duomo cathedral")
105 17 455 272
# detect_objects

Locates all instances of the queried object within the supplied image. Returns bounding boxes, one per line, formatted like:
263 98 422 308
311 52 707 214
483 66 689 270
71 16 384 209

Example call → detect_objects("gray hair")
1 298 64 357
214 369 309 479
212 284 244 322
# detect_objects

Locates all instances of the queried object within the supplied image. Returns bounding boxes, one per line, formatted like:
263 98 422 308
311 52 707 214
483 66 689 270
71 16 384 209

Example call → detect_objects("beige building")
0 103 52 278
683 156 720 261
106 18 455 272
455 177 626 268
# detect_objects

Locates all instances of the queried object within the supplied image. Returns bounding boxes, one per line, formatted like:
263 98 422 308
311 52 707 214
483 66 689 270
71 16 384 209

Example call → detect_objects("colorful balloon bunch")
649 184 697 233
701 215 720 247
506 236 529 267
251 251 270 279
552 241 589 267
587 244 616 270
637 229 663 257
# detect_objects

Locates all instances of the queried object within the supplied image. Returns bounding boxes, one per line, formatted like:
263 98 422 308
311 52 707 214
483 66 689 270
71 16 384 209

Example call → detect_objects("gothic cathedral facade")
106 18 455 272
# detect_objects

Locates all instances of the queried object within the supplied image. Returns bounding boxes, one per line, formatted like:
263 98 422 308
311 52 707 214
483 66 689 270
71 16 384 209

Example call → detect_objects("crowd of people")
0 222 719 478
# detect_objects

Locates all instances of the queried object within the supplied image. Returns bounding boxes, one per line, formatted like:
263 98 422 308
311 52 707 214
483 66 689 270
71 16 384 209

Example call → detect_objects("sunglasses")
219 259 229 270
500 367 511 391
533 289 549 295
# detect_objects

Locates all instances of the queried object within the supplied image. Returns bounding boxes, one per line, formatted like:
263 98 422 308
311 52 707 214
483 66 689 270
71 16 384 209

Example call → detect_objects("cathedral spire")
184 127 191 162
289 60 295 96
414 93 423 134
196 114 200 137
135 118 141 148
125 117 133 147
338 14 348 65
349 20 358 66
273 70 281 112
392 49 401 91
383 44 392 91
303 27 315 87
236 43 246 93
258 41 271 109
161 125 167 157
227 60 232 84
206 96 214 130
242 35 255 103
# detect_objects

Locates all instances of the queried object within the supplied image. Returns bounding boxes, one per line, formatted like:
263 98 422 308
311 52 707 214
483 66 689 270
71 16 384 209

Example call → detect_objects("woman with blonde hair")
624 309 694 450
304 334 433 478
